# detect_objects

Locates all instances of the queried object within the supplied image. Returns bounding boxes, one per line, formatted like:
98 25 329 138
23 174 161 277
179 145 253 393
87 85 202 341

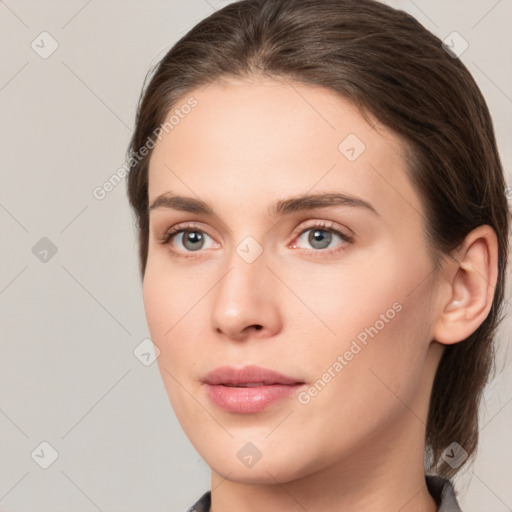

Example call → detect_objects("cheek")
272 252 405 347
142 254 205 341
320 285 431 418
142 261 213 380
142 265 191 381
285 287 433 473
143 269 208 426
285 248 434 406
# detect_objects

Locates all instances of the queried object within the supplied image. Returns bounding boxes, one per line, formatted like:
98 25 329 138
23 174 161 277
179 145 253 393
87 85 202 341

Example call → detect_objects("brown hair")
126 0 510 480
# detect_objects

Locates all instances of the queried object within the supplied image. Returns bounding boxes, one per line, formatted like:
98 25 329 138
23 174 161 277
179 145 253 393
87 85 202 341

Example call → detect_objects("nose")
210 247 282 342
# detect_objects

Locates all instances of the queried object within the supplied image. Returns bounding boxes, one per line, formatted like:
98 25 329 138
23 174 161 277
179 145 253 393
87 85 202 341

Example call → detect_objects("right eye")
159 223 220 257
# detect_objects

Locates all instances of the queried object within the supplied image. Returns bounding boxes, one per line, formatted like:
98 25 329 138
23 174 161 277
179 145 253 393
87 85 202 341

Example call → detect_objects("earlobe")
433 225 499 345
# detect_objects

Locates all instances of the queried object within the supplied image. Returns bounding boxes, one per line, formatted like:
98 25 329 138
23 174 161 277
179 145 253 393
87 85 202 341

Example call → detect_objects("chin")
210 460 301 485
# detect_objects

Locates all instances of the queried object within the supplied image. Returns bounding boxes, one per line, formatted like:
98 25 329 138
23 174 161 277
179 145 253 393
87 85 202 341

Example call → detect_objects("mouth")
202 365 306 413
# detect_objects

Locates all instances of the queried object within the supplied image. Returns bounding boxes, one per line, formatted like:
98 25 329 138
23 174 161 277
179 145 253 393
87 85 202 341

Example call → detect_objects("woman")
126 0 510 510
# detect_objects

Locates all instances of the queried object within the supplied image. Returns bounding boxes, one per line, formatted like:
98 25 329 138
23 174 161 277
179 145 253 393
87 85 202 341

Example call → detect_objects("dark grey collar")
426 474 463 511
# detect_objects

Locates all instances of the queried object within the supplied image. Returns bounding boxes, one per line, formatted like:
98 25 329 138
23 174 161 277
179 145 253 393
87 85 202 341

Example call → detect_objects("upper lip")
203 365 304 386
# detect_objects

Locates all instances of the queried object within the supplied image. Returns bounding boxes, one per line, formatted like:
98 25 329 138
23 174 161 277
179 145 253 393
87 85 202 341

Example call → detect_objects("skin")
143 76 498 512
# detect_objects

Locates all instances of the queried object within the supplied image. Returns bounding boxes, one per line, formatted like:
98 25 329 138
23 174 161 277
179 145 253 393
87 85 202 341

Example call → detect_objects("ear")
433 225 499 345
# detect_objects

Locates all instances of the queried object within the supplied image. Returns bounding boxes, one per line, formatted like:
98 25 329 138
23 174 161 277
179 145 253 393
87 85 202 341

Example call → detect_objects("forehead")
147 77 423 224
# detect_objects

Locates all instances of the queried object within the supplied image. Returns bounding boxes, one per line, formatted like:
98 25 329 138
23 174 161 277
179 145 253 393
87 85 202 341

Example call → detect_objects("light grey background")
1 1 511 511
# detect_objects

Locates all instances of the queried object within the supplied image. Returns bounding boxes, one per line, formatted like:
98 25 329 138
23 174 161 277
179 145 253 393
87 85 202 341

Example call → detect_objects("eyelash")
157 220 354 259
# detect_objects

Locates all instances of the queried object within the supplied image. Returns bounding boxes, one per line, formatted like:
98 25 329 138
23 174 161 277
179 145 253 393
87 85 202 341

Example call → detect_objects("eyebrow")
148 192 379 217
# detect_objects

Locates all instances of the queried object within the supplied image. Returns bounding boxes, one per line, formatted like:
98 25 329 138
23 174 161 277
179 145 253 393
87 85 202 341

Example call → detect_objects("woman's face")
143 77 444 483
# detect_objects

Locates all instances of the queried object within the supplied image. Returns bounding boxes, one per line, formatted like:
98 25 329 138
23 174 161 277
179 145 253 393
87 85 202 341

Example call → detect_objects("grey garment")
427 475 463 512
186 474 462 512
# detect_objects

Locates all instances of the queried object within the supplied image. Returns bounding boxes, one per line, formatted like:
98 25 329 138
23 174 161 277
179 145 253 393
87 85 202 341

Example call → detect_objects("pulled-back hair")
126 0 510 480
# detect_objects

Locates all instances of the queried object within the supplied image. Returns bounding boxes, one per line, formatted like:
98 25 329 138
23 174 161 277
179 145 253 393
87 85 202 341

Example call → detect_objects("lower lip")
204 383 304 413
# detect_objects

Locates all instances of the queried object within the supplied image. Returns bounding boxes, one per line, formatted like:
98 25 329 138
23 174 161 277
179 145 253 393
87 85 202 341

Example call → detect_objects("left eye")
294 227 349 250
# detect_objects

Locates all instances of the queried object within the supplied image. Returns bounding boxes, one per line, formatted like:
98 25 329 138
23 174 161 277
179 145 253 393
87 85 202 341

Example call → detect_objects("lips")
203 364 303 387
202 365 306 414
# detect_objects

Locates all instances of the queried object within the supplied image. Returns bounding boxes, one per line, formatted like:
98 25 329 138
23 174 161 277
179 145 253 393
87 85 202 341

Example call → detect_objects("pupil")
184 231 203 250
309 229 331 249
